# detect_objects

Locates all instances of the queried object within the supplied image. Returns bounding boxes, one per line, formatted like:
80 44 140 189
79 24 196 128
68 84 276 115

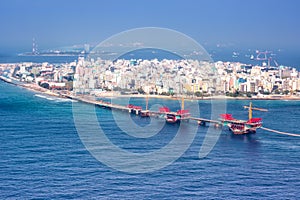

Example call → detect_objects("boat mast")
146 95 149 110
248 102 252 120
180 78 185 110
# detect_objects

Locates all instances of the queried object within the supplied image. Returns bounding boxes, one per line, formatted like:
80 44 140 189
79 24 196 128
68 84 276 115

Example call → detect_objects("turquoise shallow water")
0 80 299 199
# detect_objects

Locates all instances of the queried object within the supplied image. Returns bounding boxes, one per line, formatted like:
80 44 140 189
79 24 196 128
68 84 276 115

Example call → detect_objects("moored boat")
140 110 150 117
166 113 180 123
219 102 266 135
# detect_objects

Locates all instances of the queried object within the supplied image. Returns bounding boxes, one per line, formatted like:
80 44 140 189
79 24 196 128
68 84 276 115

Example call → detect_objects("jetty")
66 95 300 137
2 76 300 137
62 93 221 126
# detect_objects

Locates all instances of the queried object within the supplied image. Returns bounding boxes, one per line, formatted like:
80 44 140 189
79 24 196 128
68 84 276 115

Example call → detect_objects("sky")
0 0 300 52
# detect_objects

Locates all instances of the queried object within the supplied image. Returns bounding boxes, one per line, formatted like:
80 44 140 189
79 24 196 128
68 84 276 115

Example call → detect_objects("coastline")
1 76 300 101
0 76 60 97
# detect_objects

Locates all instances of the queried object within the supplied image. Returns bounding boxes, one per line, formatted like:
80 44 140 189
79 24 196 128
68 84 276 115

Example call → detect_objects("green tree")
274 89 280 94
283 90 289 95
137 87 145 94
31 67 40 80
195 91 202 97
160 92 169 96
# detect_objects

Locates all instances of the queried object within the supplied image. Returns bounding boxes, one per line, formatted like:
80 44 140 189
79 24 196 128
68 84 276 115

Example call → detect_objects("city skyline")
1 1 300 198
1 0 300 52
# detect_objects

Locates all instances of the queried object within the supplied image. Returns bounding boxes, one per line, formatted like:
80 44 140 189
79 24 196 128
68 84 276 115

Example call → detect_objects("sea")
0 47 300 69
0 53 300 199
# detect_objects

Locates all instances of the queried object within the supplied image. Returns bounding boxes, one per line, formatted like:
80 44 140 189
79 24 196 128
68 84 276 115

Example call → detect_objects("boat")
140 110 150 117
220 114 262 134
166 113 180 123
232 51 239 58
220 102 266 135
164 96 191 124
229 122 246 134
165 109 191 124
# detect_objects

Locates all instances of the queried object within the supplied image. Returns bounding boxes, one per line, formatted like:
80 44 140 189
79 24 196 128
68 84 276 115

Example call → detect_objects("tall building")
32 38 38 55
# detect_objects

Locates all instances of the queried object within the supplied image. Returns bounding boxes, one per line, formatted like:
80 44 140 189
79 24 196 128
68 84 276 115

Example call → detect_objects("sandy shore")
99 93 300 101
1 76 300 101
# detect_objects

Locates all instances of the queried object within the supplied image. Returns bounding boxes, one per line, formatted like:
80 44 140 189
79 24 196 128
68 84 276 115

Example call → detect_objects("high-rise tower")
32 38 38 55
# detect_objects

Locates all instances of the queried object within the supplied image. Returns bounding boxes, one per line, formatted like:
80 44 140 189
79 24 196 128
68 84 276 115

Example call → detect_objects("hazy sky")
1 0 300 51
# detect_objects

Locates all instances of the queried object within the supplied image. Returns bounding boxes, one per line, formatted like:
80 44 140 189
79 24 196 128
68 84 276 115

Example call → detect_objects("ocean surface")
1 80 300 199
0 47 299 69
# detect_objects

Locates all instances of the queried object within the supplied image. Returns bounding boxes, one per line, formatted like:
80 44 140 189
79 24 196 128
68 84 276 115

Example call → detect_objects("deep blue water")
0 81 300 199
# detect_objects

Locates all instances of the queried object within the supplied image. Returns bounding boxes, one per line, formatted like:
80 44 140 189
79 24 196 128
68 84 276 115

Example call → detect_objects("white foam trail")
55 99 78 103
35 94 77 102
35 94 53 100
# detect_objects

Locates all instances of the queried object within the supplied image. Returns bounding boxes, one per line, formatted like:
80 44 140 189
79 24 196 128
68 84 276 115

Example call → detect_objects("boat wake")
34 94 55 101
34 94 77 102
55 98 78 103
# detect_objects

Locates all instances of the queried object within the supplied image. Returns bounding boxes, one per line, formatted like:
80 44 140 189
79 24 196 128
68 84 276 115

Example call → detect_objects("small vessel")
165 109 191 124
166 113 180 123
140 110 150 117
232 51 239 58
165 97 190 123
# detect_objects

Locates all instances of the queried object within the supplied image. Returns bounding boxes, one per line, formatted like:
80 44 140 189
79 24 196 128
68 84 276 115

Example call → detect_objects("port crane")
254 50 279 68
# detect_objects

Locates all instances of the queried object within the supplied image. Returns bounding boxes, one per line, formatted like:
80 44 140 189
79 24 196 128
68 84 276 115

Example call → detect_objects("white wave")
55 98 78 103
34 94 77 102
34 94 55 101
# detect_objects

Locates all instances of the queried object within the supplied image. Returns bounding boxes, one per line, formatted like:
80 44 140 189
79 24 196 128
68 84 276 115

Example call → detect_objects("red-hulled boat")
165 109 191 124
220 102 266 135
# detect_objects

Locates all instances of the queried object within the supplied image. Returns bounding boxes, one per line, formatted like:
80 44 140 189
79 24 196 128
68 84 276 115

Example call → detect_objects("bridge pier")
198 120 206 126
214 123 222 129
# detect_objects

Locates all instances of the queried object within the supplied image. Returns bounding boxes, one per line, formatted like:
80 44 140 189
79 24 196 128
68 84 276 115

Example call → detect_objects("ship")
220 102 267 135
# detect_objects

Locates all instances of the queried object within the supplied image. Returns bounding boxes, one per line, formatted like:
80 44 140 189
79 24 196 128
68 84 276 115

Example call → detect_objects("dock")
62 94 220 126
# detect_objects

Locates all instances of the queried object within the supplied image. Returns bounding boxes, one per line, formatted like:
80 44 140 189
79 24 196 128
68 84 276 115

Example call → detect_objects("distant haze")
0 0 299 52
